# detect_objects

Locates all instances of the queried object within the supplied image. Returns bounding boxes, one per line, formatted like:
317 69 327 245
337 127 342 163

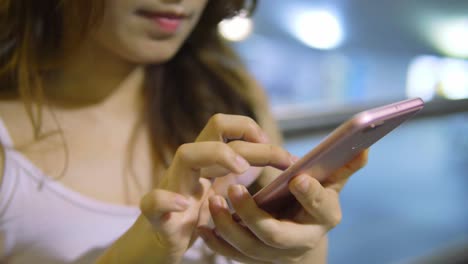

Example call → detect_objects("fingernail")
175 196 190 210
235 155 250 171
230 184 246 199
293 175 309 194
209 196 226 210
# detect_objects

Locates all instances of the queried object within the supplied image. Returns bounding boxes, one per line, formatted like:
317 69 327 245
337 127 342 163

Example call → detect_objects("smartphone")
251 97 424 216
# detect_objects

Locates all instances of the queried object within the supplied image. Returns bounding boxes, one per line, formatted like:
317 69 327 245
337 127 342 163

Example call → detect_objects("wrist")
95 215 182 264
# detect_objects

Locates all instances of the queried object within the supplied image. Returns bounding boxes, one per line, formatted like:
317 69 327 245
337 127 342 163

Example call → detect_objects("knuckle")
175 143 192 163
227 140 245 152
261 226 286 248
310 195 323 210
245 118 261 134
212 143 238 168
306 236 322 250
209 113 226 130
306 180 323 208
233 198 250 215
244 116 257 127
273 145 288 157
268 144 277 155
269 145 284 161
328 209 343 227
213 142 231 159
140 191 159 214
312 190 324 209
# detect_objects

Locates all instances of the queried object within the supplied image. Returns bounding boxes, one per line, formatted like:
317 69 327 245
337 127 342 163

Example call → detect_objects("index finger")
196 114 268 143
166 142 250 196
200 141 294 181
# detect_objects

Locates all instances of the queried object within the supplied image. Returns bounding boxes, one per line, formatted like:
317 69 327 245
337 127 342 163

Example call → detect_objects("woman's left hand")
198 150 368 264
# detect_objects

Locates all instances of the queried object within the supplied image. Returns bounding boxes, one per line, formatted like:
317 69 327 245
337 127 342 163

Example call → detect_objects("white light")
218 12 253 42
439 59 468 100
290 9 343 50
406 55 439 101
406 55 468 101
430 18 468 58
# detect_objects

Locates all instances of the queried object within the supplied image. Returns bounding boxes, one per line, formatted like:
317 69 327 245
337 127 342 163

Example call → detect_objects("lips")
154 16 183 32
136 9 187 33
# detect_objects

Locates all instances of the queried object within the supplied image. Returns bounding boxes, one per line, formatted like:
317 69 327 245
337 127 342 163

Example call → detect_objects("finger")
209 195 283 261
143 179 212 248
210 167 263 197
323 149 369 192
140 189 190 226
196 114 268 143
229 185 326 249
168 142 250 195
229 141 294 170
198 189 214 227
201 141 294 179
289 175 342 229
197 226 270 264
188 181 214 248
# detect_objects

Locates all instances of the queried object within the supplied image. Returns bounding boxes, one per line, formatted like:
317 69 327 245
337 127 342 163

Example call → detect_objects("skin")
0 0 369 263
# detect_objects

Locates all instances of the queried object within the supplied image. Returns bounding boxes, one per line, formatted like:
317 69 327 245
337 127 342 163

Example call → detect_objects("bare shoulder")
0 99 36 146
0 99 24 185
0 100 35 183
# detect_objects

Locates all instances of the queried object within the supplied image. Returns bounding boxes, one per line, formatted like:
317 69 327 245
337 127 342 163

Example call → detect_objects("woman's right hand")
97 114 294 264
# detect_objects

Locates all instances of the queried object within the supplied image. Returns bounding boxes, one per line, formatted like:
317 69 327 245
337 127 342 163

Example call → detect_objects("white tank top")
0 119 235 264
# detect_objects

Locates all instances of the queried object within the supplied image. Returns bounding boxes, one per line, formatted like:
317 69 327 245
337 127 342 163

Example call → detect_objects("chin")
127 39 185 65
133 53 175 65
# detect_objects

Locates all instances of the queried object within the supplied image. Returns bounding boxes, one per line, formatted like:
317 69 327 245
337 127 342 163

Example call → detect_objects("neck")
44 38 146 118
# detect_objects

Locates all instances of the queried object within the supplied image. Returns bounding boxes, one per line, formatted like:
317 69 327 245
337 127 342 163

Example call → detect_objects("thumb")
140 189 190 227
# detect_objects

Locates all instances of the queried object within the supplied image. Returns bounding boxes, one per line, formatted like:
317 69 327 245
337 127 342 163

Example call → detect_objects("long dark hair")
0 0 259 171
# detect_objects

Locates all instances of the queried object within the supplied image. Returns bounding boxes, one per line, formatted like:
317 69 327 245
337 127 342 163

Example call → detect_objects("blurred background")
218 0 468 263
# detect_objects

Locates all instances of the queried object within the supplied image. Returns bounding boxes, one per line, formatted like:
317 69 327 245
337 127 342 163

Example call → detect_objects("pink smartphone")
251 98 424 216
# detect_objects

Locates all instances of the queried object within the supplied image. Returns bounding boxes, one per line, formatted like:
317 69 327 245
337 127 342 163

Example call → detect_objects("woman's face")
88 0 209 64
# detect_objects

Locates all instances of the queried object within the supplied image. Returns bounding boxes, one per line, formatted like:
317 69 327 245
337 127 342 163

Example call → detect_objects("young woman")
0 0 368 263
